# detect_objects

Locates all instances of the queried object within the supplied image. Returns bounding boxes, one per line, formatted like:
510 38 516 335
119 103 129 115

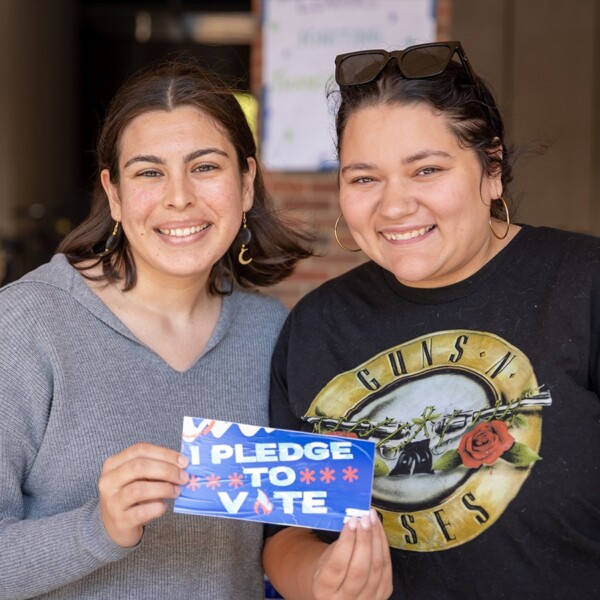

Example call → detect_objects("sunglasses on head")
335 41 477 87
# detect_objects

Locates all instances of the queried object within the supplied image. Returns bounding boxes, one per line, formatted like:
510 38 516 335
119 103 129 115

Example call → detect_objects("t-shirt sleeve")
269 315 306 431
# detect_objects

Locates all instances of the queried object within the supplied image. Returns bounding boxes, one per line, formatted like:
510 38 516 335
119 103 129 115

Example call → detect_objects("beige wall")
451 0 599 234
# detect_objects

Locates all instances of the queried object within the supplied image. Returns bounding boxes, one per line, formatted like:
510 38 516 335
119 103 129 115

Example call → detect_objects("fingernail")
178 455 189 468
347 517 358 531
360 514 372 530
174 485 182 496
369 508 378 525
180 470 189 483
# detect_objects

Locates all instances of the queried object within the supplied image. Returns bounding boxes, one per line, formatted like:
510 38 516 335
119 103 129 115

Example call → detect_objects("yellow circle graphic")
305 330 549 552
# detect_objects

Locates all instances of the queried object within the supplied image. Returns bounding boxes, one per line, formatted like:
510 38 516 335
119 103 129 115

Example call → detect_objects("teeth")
159 224 209 237
383 225 434 241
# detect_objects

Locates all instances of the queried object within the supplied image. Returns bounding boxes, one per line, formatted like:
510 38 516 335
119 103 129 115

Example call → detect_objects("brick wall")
262 171 367 308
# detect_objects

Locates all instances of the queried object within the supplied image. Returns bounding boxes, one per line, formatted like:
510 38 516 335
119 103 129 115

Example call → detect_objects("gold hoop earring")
334 214 361 253
489 197 511 240
99 221 120 255
238 212 253 265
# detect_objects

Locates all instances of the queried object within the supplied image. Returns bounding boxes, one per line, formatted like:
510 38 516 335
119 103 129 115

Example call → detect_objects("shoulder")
508 226 600 307
0 255 76 316
0 260 76 376
1 254 75 296
519 224 600 255
233 288 287 316
272 261 381 349
229 288 288 332
515 225 600 276
291 261 380 317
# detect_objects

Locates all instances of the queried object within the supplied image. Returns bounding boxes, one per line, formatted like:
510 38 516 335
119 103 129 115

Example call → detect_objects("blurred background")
0 0 598 306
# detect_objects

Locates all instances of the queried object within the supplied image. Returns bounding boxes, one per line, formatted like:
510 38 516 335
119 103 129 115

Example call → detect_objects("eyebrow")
185 147 229 162
340 150 453 175
123 147 229 169
401 150 452 165
340 162 375 175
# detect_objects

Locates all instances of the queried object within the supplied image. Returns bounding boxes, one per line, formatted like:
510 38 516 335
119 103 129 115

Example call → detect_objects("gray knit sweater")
0 254 287 599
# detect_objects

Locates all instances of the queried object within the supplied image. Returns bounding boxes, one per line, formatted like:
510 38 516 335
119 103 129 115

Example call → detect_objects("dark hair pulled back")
333 60 514 219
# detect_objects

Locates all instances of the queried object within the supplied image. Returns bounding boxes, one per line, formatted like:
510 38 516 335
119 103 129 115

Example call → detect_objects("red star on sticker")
228 472 244 489
320 467 336 483
186 474 202 491
342 466 359 482
205 474 221 490
300 468 316 484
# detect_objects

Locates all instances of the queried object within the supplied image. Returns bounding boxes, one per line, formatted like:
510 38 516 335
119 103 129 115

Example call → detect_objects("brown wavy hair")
59 59 312 293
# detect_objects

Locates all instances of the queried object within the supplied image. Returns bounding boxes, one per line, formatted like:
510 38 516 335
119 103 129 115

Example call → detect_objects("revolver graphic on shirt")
305 391 552 453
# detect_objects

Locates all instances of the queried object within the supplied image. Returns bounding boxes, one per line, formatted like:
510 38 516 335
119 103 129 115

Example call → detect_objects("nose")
165 172 195 210
377 179 417 219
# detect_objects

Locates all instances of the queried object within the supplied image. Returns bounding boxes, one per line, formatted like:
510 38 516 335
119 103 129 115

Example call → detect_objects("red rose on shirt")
458 420 515 468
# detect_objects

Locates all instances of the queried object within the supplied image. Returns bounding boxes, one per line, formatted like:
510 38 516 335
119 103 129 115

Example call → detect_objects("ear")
241 157 256 213
101 169 122 222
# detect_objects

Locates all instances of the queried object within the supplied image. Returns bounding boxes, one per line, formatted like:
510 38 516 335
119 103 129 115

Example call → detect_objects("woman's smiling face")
338 102 503 288
102 105 255 286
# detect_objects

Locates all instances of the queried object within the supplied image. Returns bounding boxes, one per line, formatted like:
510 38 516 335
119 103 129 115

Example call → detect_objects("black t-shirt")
270 225 600 599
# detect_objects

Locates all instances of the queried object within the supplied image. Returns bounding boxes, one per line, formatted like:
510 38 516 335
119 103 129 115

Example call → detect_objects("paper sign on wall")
174 417 375 531
262 0 436 171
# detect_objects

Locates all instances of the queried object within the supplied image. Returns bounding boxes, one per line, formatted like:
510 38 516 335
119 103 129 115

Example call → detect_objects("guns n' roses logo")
303 330 551 551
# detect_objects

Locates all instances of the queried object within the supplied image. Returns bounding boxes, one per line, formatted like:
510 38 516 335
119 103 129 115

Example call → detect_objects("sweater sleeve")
0 291 133 599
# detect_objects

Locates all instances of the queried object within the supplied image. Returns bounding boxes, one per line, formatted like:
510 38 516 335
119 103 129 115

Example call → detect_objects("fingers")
102 442 188 475
370 512 394 598
340 510 381 596
313 516 359 590
313 509 393 600
99 443 189 548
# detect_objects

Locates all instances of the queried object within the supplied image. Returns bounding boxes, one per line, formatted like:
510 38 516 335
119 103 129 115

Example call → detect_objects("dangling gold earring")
489 197 511 240
238 212 253 265
99 221 120 255
334 213 361 253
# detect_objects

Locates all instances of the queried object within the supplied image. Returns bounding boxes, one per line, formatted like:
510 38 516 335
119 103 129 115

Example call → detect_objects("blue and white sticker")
174 417 375 531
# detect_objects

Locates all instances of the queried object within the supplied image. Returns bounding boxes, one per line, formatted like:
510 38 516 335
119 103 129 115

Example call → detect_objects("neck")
120 268 216 321
83 261 224 372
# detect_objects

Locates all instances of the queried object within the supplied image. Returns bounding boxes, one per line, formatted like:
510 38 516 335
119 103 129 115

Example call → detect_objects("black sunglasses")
335 41 477 87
